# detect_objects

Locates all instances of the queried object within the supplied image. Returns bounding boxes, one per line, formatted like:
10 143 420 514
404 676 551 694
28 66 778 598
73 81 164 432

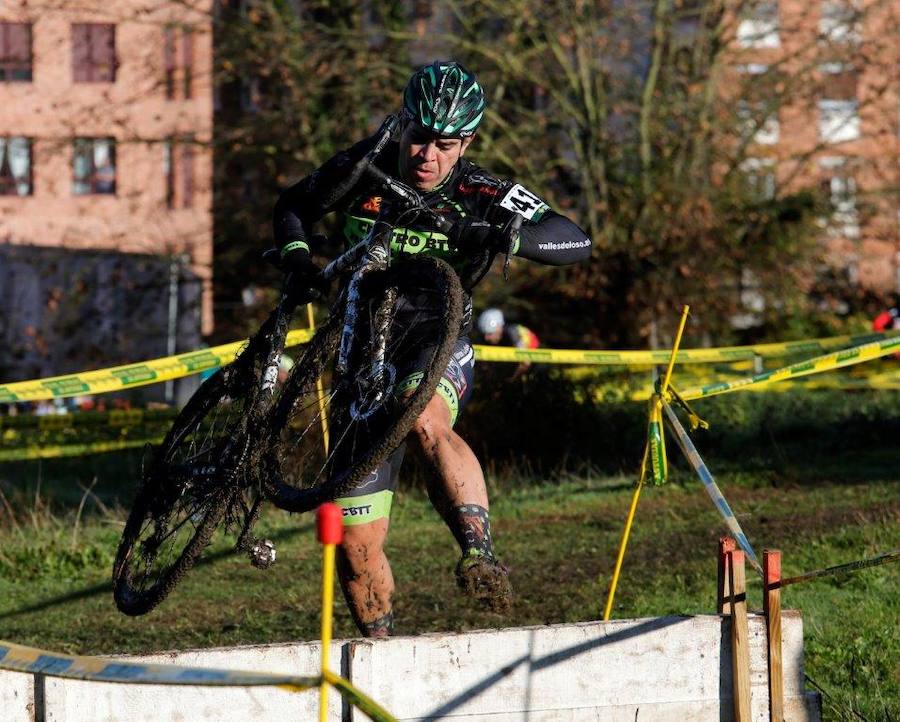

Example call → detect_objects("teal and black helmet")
402 61 486 138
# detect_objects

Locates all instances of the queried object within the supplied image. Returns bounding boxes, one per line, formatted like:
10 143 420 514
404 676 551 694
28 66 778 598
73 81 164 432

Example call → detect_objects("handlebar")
364 164 454 234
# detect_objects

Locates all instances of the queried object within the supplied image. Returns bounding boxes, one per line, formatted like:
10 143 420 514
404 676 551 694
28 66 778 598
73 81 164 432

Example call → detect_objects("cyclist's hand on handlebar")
279 239 329 298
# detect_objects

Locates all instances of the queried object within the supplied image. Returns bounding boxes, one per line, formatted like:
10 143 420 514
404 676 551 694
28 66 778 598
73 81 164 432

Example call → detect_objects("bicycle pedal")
249 539 277 569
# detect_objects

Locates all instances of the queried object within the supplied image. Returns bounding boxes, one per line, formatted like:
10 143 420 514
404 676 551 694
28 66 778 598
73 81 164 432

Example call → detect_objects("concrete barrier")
3 614 820 721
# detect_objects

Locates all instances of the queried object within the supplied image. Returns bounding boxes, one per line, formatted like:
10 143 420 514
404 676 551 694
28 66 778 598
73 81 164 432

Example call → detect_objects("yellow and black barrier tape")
323 669 397 722
473 329 900 366
0 408 177 430
597 369 900 402
3 328 897 404
778 549 899 588
0 437 162 462
0 329 314 404
678 334 900 401
0 641 397 721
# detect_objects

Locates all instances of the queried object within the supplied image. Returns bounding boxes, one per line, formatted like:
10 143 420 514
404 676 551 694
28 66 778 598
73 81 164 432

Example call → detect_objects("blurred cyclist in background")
478 308 540 380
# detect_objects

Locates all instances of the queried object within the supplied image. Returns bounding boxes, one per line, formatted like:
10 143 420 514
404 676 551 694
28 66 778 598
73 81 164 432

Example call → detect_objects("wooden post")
729 549 751 722
764 550 784 722
717 536 736 614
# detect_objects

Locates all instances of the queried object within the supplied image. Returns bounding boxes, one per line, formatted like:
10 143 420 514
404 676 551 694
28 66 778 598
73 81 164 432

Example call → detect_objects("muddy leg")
410 394 511 612
337 517 395 637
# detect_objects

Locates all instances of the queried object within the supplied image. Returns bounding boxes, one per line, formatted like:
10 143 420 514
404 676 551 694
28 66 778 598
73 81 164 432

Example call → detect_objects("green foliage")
0 536 115 581
213 0 407 337
445 0 831 346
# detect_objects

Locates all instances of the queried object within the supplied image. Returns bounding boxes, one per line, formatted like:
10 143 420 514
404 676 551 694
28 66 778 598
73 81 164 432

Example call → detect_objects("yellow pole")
603 305 690 621
661 305 690 396
307 303 330 454
319 541 336 722
603 442 649 620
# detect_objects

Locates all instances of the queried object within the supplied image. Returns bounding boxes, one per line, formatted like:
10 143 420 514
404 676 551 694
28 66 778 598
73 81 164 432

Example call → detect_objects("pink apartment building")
0 1 213 383
731 0 898 295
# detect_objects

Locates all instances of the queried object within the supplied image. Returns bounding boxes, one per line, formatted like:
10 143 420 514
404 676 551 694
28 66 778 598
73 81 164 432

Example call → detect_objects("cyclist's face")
399 123 473 191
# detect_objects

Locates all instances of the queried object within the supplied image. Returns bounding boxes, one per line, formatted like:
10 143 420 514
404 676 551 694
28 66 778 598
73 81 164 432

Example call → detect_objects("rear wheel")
263 257 463 512
113 317 282 615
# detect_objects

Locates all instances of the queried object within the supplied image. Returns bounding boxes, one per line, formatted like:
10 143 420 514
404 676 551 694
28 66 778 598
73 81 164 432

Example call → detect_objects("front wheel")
262 256 464 512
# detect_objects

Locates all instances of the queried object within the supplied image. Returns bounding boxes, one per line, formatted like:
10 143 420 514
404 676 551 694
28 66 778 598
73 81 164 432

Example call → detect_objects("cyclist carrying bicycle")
273 61 592 637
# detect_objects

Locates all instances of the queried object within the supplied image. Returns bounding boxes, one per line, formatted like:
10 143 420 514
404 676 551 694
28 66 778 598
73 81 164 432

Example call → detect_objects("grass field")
1 440 897 720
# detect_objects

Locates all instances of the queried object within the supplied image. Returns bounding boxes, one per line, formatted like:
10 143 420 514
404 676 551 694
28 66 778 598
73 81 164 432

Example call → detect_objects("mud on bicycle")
112 117 522 616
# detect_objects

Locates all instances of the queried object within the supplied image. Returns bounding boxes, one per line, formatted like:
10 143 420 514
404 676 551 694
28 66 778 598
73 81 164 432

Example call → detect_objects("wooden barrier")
765 549 785 722
718 536 736 614
729 549 751 722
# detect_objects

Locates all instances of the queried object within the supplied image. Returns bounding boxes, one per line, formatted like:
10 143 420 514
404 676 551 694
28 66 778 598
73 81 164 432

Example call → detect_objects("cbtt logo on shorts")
342 504 373 517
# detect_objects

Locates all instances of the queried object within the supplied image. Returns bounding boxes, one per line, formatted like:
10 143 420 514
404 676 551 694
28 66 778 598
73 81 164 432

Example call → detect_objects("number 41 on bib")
499 184 550 221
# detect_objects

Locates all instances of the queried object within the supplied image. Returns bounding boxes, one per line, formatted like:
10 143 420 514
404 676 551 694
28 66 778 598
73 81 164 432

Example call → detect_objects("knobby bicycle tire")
113 313 284 616
263 256 464 512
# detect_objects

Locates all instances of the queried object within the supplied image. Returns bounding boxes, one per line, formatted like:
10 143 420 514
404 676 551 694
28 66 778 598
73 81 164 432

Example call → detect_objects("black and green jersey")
273 134 591 332
275 135 590 264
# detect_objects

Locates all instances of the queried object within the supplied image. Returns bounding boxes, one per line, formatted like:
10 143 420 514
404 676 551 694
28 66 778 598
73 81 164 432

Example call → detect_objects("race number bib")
498 184 550 221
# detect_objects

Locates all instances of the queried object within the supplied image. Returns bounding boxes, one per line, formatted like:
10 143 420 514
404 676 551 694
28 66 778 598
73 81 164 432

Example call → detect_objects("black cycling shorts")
334 337 475 526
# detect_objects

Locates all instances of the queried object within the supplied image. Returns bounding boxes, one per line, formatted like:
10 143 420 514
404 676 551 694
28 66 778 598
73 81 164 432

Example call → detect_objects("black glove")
279 240 328 298
449 217 501 255
279 239 312 270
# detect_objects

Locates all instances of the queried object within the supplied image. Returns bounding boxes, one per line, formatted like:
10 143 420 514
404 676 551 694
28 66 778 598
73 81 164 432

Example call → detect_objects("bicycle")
113 116 521 616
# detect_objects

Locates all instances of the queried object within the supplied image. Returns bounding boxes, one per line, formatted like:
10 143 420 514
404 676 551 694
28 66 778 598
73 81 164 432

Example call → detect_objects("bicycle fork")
337 222 396 416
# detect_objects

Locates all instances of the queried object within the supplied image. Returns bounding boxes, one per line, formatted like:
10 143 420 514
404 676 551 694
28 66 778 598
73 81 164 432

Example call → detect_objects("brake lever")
502 214 524 281
366 115 399 162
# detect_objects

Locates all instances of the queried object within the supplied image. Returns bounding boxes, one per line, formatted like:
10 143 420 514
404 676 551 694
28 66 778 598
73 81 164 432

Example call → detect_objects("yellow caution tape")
473 329 900 366
678 334 900 401
323 669 398 722
597 370 900 402
0 639 320 691
0 640 398 720
0 437 162 462
0 329 314 403
647 400 667 486
2 328 897 403
0 408 177 430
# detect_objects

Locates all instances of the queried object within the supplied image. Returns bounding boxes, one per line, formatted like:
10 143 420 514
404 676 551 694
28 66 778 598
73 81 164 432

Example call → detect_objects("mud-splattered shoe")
455 551 512 613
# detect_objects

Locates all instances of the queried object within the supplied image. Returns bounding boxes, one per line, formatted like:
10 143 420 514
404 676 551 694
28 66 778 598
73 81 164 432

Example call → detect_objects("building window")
820 1 860 44
737 101 779 145
73 138 116 195
819 156 859 238
182 28 193 99
741 157 776 200
163 139 175 208
818 99 860 143
0 137 32 195
737 1 779 48
72 23 116 82
163 26 194 100
163 136 195 208
164 26 176 99
820 62 858 100
0 22 32 81
181 137 194 208
736 62 769 76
